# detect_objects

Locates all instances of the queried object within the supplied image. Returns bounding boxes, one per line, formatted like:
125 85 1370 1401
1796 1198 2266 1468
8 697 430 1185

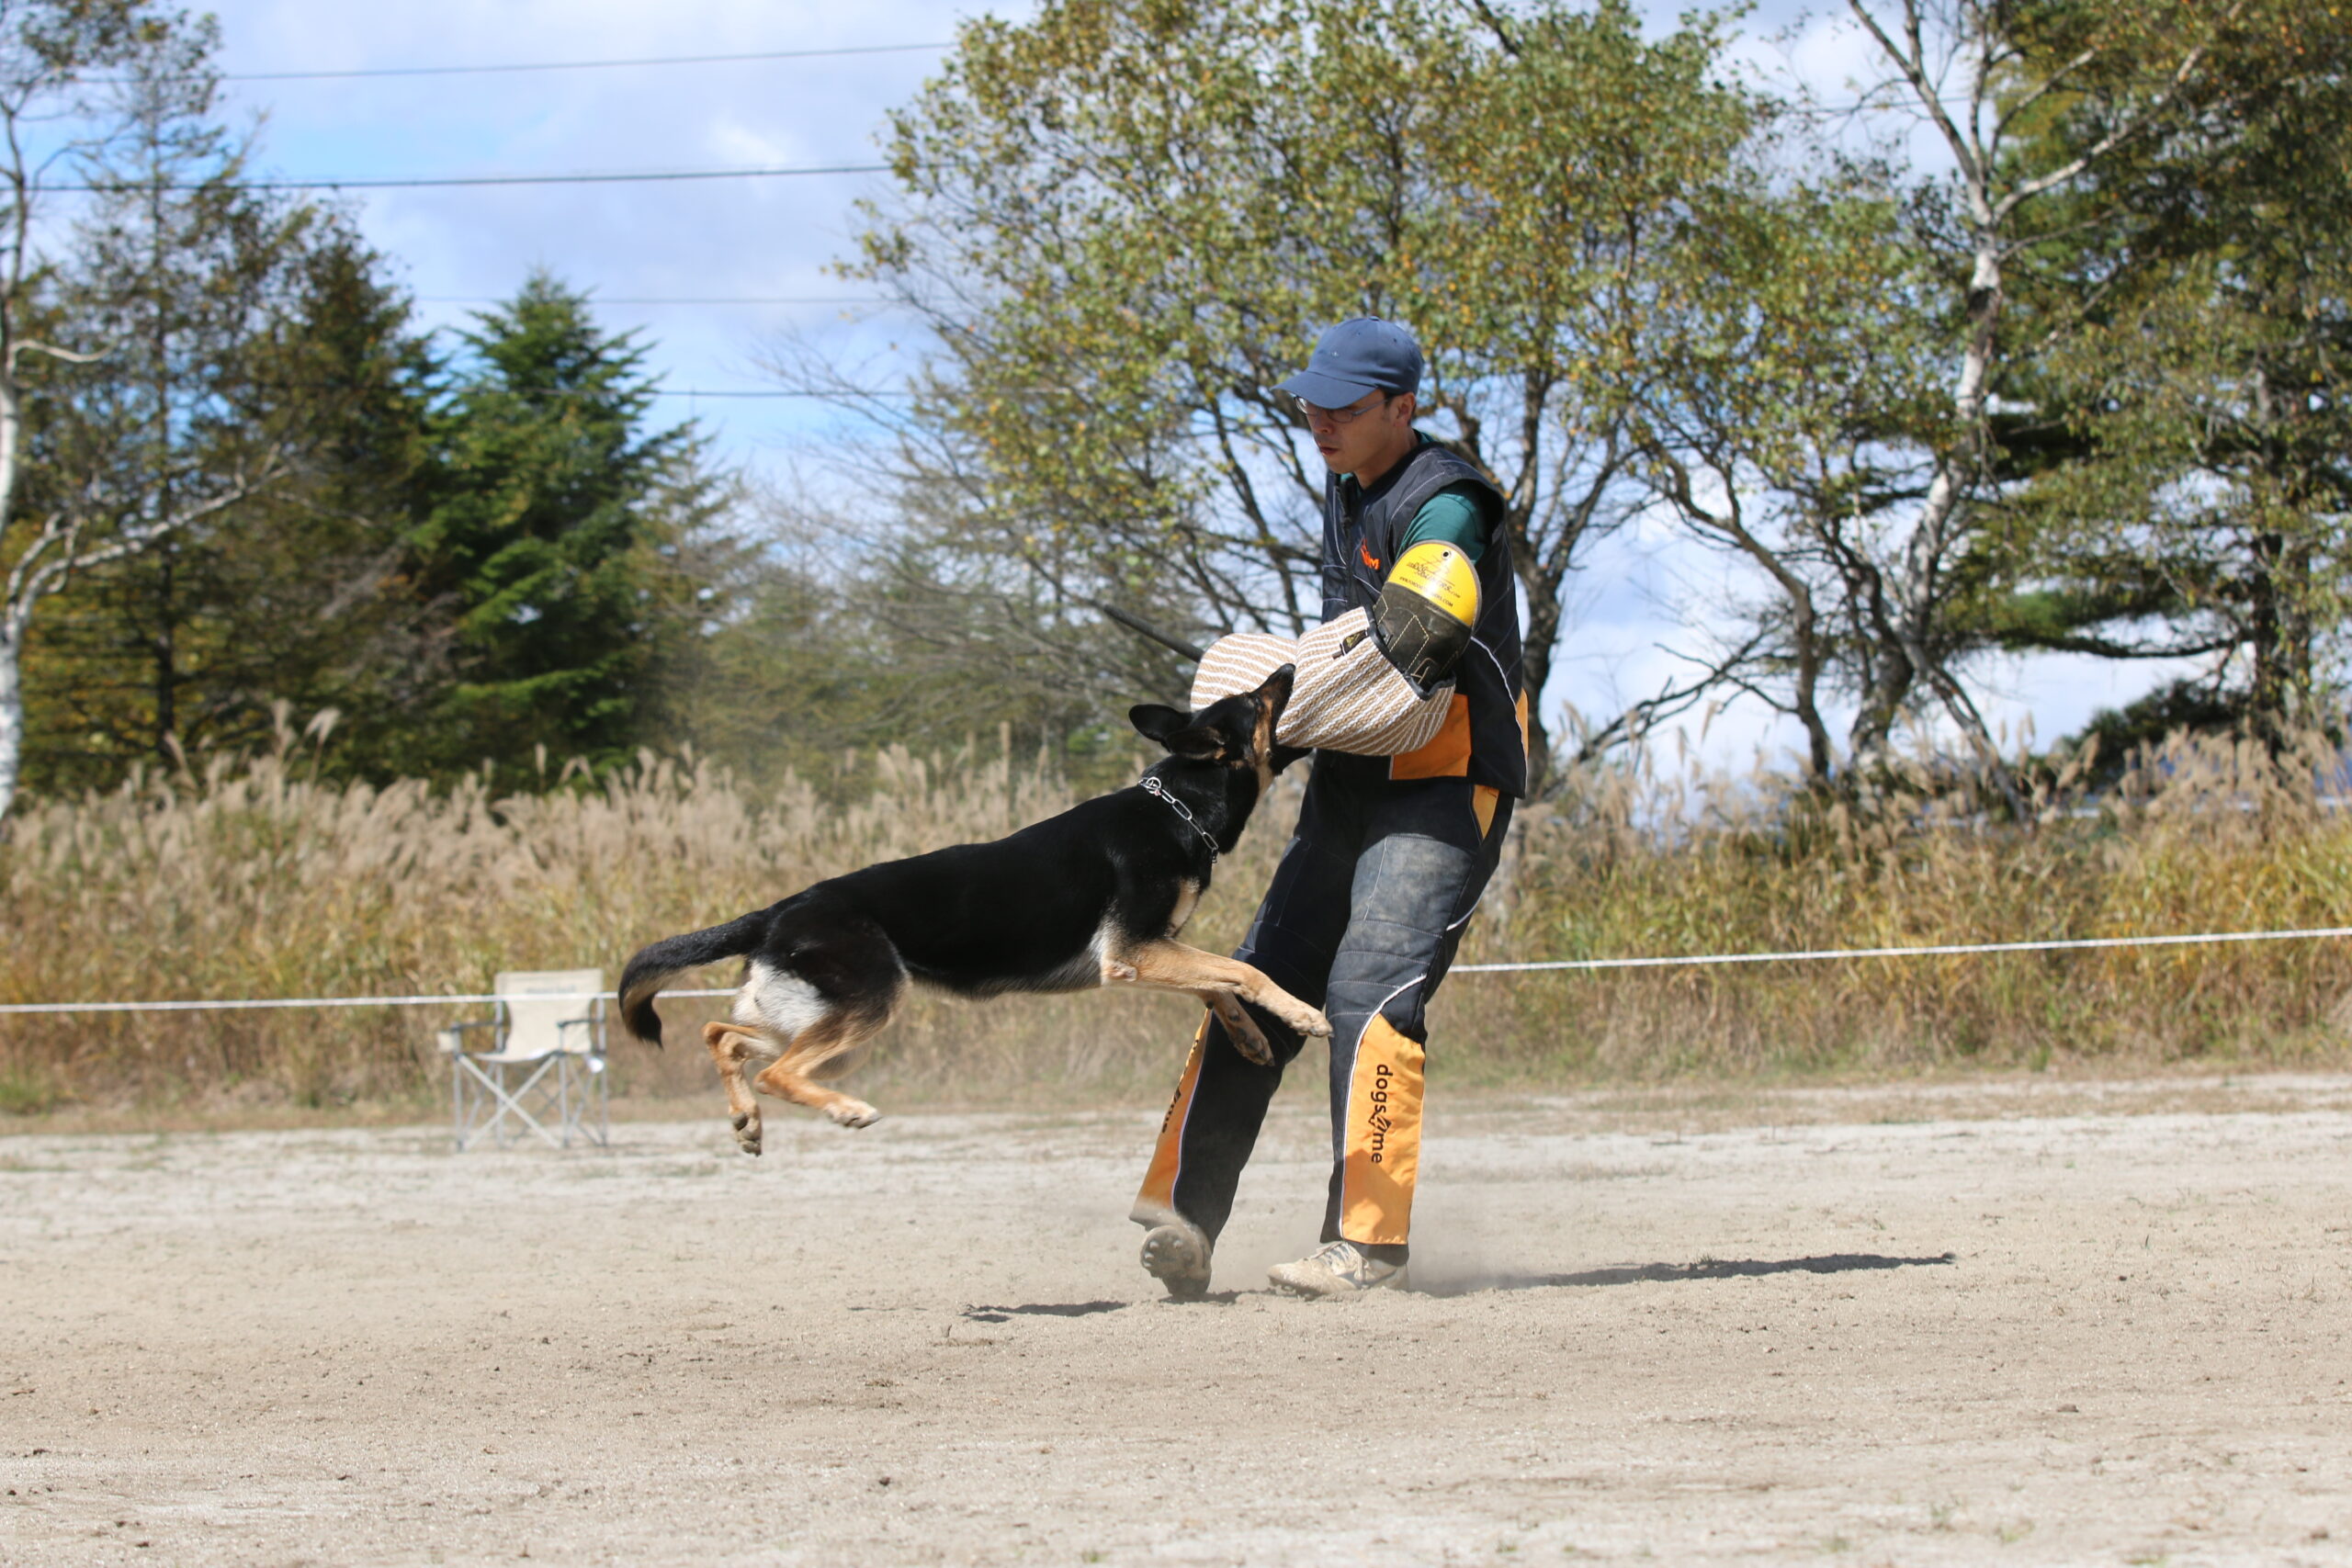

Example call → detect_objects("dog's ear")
1129 703 1188 743
1130 703 1223 759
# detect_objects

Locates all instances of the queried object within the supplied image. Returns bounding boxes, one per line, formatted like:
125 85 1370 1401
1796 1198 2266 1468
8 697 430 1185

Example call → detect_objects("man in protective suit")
1131 318 1528 1298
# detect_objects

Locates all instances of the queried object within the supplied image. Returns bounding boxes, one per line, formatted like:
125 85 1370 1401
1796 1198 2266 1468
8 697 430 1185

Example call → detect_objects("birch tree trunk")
0 611 22 824
0 2 285 823
1841 0 2240 814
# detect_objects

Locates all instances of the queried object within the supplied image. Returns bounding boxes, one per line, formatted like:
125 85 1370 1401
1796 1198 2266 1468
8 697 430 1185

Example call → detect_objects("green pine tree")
410 273 709 779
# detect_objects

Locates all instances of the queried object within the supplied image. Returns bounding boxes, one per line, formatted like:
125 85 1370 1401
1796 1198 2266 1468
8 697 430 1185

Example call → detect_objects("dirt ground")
7 1074 2352 1566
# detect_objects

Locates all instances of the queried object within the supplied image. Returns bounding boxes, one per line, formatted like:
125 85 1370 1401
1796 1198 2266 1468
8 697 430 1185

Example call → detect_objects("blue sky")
199 1 978 453
187 1 2189 771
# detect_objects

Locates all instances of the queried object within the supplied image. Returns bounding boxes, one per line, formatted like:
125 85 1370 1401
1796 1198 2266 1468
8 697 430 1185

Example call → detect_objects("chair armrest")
436 1019 501 1055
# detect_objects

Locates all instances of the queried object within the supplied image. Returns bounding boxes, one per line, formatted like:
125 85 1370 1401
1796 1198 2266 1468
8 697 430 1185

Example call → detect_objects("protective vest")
1319 440 1528 795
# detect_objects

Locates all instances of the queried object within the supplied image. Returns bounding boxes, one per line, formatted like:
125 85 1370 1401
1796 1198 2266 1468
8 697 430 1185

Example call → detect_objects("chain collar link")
1142 776 1221 863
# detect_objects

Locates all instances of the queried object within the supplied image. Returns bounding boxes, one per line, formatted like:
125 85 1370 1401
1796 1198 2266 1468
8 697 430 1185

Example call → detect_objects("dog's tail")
616 907 775 1049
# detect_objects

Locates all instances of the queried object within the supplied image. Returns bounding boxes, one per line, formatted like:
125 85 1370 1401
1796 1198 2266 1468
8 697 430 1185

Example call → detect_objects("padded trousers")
1132 751 1514 1264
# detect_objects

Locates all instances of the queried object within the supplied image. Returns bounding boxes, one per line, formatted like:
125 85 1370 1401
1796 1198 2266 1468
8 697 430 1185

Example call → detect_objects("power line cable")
647 388 910 399
37 162 890 193
414 295 888 306
111 41 954 85
207 381 915 400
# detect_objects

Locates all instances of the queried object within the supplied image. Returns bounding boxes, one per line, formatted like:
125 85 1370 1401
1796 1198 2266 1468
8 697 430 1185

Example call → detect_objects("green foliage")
402 273 718 780
1630 166 1948 777
20 211 443 790
669 486 1182 798
1627 0 2352 791
1983 0 2352 743
844 0 1765 784
11 0 2352 827
21 261 743 795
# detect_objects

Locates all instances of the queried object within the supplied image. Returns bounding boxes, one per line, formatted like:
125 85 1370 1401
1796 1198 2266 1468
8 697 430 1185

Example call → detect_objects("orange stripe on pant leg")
1130 1015 1210 1224
1340 1016 1426 1247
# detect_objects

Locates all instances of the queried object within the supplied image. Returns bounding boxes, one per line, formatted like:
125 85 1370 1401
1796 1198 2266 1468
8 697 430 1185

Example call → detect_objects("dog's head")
1128 665 1299 791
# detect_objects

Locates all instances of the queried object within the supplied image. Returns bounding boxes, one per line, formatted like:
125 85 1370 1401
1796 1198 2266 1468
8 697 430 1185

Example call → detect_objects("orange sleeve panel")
1388 694 1473 780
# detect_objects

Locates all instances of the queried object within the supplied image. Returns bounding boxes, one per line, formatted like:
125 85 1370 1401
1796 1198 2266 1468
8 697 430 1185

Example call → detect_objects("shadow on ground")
1412 1252 1958 1297
962 1300 1130 1322
957 1255 1955 1316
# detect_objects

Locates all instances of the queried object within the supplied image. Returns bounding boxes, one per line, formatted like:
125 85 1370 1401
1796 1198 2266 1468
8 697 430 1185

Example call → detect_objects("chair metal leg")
451 1046 606 1153
452 1055 562 1150
554 1055 574 1147
545 1055 610 1149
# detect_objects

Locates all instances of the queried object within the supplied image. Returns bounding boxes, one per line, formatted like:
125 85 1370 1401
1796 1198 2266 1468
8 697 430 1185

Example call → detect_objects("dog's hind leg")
753 1005 893 1130
729 917 904 1134
703 1008 890 1147
703 1021 770 1156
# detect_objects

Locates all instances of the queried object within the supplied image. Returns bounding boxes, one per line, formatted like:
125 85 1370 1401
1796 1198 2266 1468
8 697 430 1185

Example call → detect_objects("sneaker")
1139 1221 1213 1300
1268 1239 1407 1298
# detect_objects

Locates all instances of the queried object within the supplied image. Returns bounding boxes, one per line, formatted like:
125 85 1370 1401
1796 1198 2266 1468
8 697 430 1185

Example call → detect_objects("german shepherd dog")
616 667 1327 1155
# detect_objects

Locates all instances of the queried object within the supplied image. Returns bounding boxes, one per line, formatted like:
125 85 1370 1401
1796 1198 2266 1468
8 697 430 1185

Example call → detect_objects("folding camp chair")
436 970 609 1151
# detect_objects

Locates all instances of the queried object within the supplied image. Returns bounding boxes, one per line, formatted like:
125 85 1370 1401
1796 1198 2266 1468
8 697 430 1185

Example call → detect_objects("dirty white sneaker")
1267 1239 1406 1298
1139 1220 1213 1300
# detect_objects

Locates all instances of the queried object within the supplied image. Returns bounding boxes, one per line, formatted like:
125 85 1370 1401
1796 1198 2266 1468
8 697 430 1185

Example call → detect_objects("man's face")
1301 389 1415 477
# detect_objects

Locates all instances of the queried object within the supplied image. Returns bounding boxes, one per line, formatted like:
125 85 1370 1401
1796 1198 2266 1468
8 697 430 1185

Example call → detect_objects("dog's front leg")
1201 990 1276 1067
1224 965 1332 1043
1101 953 1276 1060
1107 940 1333 1043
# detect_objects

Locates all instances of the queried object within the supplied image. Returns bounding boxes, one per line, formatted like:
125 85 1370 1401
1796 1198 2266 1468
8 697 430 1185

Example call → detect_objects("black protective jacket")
1317 440 1527 795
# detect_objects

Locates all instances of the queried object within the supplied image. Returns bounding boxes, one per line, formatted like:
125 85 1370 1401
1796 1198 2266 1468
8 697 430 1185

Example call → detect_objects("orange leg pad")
1131 1016 1210 1224
1340 1016 1426 1247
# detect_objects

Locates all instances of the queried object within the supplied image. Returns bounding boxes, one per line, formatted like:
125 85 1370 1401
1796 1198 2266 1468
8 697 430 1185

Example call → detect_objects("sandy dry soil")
6 1075 2352 1566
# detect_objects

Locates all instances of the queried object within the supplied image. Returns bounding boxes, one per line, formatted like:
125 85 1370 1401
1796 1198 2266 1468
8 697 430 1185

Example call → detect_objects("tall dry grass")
0 736 1282 1113
6 726 2352 1117
1449 729 2352 1083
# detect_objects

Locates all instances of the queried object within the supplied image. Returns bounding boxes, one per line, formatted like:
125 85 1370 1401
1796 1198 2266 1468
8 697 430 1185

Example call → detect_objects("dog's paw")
1224 1015 1275 1066
730 1110 763 1156
1259 996 1333 1039
828 1099 881 1130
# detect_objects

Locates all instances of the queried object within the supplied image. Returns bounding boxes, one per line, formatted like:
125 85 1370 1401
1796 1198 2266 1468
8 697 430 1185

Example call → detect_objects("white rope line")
1451 924 2352 974
0 987 734 1018
4 924 2350 1015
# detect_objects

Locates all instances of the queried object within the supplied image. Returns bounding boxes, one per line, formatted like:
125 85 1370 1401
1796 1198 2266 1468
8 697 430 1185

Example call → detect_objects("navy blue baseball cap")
1277 317 1423 407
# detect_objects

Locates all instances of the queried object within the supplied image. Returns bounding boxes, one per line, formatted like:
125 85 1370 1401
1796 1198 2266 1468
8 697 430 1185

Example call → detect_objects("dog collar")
1142 776 1221 862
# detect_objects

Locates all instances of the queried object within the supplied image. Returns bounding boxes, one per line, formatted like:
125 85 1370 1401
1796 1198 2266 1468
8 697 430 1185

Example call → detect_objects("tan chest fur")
1166 879 1202 937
